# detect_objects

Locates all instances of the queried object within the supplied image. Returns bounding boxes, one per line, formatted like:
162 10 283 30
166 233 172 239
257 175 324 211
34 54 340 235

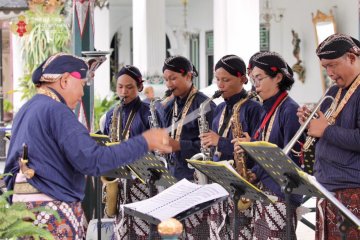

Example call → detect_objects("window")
205 31 214 86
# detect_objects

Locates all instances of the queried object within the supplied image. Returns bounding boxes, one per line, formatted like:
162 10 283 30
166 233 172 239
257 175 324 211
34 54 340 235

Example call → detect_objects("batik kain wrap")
316 188 360 240
252 186 297 240
24 201 86 240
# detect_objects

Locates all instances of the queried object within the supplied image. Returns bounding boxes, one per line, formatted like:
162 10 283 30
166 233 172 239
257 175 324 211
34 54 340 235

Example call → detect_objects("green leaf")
1 221 54 240
19 6 70 100
0 173 55 239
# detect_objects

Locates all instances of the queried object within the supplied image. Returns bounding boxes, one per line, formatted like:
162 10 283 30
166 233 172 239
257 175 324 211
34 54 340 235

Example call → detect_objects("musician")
3 53 170 239
201 54 262 162
102 65 163 239
162 55 216 239
200 54 263 239
298 33 360 240
163 55 216 180
247 51 263 98
103 65 158 136
235 51 303 239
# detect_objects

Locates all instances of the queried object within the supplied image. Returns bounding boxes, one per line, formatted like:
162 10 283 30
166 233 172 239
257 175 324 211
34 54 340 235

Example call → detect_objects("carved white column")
94 6 111 99
132 0 166 84
213 0 260 68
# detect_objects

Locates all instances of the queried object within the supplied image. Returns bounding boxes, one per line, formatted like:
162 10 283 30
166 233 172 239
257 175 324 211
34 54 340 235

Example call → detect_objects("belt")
13 182 40 194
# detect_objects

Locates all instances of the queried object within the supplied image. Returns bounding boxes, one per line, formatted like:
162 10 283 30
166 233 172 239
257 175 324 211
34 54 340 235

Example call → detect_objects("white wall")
95 0 359 103
109 1 132 68
267 0 359 104
165 0 213 89
94 6 111 99
12 36 24 112
187 0 213 89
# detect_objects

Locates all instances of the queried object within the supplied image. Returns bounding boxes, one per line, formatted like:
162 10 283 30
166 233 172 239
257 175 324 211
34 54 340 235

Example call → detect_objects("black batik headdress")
316 33 360 59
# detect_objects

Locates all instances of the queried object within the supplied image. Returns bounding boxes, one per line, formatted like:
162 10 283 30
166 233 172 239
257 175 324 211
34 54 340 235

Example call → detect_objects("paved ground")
296 197 316 240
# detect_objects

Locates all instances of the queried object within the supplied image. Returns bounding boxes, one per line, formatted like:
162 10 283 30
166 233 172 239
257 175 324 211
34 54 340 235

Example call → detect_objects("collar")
48 87 67 105
344 73 360 90
224 89 247 108
123 96 141 109
262 90 284 112
175 85 194 107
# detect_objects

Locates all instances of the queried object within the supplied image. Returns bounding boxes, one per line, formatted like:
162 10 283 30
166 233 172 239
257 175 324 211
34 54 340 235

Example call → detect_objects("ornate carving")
291 29 305 83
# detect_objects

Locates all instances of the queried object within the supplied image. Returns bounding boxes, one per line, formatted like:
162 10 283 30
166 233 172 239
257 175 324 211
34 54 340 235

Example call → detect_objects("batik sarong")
209 197 253 240
316 188 360 240
113 179 161 240
25 200 86 240
252 188 297 240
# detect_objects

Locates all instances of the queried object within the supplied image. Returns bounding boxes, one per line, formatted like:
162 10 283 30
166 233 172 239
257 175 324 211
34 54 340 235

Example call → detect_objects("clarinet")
101 96 125 217
109 97 125 142
148 89 173 168
189 90 223 184
198 90 223 158
149 89 173 128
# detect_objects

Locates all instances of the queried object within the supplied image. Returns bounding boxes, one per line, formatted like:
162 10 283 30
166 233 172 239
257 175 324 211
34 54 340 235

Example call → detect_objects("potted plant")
3 99 13 123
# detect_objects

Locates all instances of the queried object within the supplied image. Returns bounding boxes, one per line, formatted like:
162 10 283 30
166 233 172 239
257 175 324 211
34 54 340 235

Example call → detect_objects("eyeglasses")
252 76 270 83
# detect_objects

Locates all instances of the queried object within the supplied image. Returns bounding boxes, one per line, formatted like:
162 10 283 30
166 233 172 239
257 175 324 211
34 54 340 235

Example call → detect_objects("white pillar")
12 35 24 112
132 0 166 79
94 6 111 99
213 0 260 73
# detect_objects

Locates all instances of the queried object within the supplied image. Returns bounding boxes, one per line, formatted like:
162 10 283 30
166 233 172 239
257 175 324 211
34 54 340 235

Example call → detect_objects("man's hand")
297 105 311 125
307 111 329 138
142 129 172 153
247 170 257 183
231 132 251 154
168 138 181 152
199 130 220 148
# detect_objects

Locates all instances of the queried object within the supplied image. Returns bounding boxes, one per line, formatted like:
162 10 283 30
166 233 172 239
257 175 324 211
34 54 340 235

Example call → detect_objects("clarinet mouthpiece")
213 90 223 99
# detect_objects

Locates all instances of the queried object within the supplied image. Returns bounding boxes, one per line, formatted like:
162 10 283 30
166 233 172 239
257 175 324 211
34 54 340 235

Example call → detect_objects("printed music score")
121 179 228 224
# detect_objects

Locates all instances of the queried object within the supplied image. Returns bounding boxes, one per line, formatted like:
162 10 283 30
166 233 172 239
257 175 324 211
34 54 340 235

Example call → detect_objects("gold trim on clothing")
13 182 40 194
262 96 288 141
328 75 360 124
37 87 61 102
171 86 198 141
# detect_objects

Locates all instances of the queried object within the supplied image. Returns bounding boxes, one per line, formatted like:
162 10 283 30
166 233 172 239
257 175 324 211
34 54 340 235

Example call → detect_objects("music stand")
90 133 132 240
187 159 273 239
126 152 177 239
240 141 360 240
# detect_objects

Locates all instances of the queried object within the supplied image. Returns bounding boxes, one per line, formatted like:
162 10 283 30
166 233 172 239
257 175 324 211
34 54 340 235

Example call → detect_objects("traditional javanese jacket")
211 89 263 167
315 82 360 191
5 89 149 202
163 90 216 180
252 90 304 205
103 96 160 137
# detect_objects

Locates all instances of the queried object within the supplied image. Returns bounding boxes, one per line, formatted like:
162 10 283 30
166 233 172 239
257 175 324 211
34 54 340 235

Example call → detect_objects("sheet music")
121 179 228 222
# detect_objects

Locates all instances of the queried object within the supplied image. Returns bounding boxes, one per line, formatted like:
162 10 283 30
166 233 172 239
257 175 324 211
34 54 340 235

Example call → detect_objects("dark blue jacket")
163 91 216 180
315 84 360 191
5 90 148 202
212 90 263 168
103 96 160 137
252 91 303 205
